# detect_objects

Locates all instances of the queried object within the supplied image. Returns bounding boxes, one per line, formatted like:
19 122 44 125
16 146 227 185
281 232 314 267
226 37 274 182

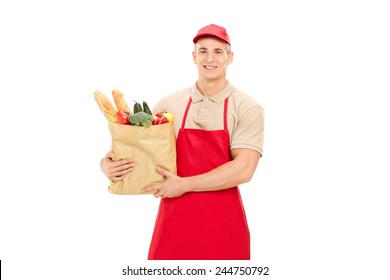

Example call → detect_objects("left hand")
142 166 187 198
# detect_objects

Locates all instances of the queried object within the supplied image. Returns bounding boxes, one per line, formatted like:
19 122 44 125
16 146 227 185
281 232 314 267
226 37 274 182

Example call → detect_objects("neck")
196 79 227 97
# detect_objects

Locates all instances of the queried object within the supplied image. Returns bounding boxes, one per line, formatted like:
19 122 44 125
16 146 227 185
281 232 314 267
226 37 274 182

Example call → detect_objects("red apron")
148 97 250 260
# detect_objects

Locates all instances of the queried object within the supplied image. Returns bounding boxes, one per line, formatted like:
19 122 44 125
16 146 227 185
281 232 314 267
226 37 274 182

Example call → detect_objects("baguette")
112 89 132 114
93 90 117 120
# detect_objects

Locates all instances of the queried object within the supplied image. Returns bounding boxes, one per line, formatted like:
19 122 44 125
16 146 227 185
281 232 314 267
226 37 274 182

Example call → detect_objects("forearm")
184 149 260 193
141 149 261 198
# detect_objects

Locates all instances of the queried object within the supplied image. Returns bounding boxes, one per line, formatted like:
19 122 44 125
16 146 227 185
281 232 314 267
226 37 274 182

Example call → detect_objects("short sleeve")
230 104 264 156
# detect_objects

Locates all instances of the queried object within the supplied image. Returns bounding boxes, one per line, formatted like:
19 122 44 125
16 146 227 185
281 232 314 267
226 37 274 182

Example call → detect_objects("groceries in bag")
94 89 176 195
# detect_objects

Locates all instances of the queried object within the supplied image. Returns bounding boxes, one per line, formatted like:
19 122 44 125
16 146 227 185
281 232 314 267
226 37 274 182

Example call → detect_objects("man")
100 24 264 260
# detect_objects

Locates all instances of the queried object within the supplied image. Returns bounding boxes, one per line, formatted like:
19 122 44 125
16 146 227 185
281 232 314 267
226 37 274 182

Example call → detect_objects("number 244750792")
215 266 270 276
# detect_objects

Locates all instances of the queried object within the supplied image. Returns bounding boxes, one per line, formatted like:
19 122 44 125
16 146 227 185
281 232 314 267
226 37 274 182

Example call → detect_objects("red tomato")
152 114 169 125
115 110 130 125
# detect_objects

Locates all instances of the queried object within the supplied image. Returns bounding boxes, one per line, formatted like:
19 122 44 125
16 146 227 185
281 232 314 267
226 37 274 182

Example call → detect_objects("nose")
205 53 215 62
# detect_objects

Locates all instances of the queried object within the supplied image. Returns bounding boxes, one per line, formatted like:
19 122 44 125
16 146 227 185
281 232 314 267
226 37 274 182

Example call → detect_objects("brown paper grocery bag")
107 121 176 195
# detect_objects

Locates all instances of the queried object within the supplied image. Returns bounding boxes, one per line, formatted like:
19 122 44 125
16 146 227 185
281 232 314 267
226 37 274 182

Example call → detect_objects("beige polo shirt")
153 82 264 156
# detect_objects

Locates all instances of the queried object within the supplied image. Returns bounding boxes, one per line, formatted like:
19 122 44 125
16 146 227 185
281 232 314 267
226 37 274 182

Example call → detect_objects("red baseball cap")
193 24 231 45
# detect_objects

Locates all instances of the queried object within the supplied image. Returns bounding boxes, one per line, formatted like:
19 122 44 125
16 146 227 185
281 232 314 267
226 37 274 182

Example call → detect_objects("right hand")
100 151 134 182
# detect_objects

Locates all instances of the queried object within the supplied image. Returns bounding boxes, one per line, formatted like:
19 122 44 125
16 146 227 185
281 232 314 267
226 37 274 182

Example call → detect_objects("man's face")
192 37 233 82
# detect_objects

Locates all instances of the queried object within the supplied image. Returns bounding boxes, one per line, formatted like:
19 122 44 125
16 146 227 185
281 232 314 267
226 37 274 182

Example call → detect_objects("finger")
114 162 134 172
156 165 171 176
109 169 132 182
106 151 115 159
113 173 128 181
141 187 152 193
112 159 133 168
112 169 130 178
109 162 134 176
153 190 163 198
110 167 132 181
142 185 158 193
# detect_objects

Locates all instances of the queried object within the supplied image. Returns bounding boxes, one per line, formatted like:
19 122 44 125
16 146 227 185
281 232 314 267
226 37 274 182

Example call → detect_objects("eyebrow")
197 47 224 52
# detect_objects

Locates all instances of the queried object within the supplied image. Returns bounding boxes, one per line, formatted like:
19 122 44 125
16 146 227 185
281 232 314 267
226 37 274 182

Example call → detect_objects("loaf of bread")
94 90 117 120
112 89 132 114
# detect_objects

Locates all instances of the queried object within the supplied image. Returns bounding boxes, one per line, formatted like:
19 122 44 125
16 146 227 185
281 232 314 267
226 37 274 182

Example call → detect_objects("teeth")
205 66 216 69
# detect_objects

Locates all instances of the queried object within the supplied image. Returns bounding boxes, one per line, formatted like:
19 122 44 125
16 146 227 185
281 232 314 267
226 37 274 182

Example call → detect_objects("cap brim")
193 34 230 44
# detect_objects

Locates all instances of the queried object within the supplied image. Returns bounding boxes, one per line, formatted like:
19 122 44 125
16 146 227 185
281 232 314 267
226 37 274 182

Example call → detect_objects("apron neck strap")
181 97 193 129
223 98 228 131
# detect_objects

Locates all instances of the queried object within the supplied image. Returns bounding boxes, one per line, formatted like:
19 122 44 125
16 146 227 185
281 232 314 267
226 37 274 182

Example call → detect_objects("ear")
227 51 234 65
192 51 197 64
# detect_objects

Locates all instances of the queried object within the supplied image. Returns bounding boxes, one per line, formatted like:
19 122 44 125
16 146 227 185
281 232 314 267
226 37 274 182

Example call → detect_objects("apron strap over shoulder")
181 97 193 129
223 98 228 131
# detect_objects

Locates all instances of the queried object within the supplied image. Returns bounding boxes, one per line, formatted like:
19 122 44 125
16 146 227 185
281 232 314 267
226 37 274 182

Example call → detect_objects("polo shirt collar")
190 81 233 104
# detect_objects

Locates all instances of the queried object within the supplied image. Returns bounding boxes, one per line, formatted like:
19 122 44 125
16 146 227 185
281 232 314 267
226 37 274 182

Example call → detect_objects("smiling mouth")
204 65 217 69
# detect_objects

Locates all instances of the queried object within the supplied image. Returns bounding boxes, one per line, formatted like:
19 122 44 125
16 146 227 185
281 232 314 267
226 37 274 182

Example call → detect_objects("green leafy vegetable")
129 111 153 127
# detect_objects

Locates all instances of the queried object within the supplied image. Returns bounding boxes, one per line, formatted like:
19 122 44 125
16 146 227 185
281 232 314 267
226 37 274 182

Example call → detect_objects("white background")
1 0 389 279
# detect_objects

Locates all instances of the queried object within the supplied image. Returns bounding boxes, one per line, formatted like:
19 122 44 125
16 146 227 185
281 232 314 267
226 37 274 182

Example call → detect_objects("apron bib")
148 97 250 260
